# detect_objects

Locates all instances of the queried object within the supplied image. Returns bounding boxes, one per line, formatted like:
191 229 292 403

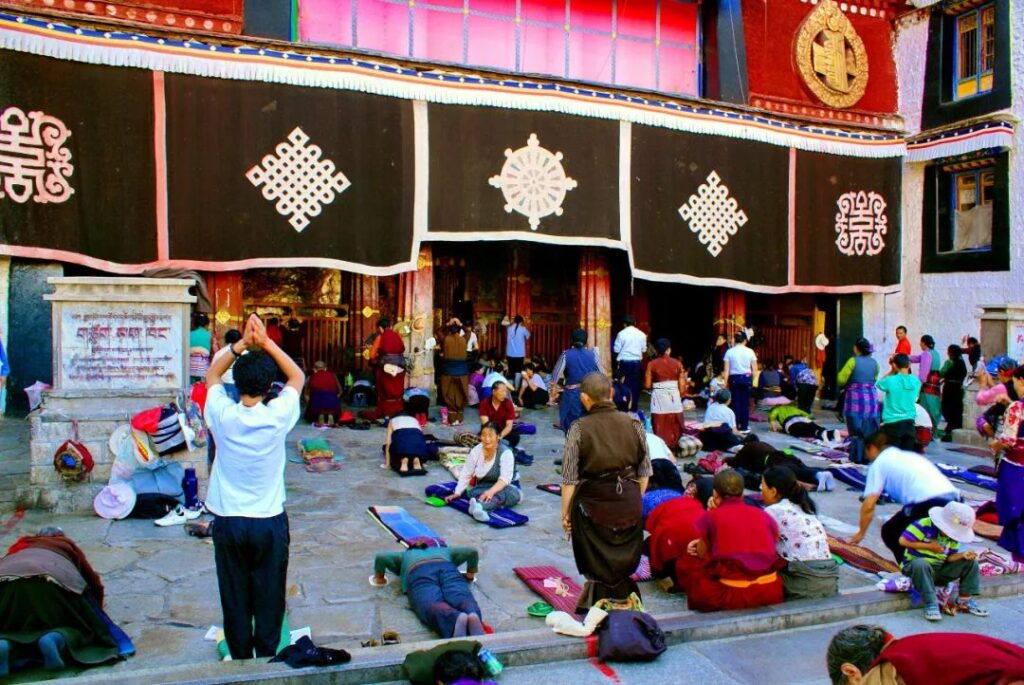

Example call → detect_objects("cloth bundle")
271 636 351 668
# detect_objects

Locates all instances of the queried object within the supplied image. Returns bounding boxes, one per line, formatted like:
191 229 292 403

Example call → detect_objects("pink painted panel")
659 44 698 95
521 0 562 23
521 21 564 76
567 31 613 84
299 0 352 45
617 0 655 40
569 0 612 33
660 1 697 46
355 0 409 55
615 39 656 91
465 12 515 71
413 5 464 64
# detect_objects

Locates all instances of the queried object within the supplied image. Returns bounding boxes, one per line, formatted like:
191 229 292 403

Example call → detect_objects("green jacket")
374 547 479 591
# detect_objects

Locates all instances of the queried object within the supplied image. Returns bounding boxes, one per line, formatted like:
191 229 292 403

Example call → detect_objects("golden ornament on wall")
361 305 379 319
795 0 868 109
215 309 232 325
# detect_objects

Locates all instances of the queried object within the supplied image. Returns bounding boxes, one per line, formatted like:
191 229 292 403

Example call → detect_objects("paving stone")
138 548 215 582
105 591 167 623
286 602 377 641
77 544 140 575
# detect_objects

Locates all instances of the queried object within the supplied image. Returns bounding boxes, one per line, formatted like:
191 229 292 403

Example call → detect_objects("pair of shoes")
816 471 835 492
955 598 990 617
924 603 942 621
155 504 205 527
468 498 490 523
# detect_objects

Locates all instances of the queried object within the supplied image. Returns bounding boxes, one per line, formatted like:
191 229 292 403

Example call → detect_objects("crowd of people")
6 310 1022 684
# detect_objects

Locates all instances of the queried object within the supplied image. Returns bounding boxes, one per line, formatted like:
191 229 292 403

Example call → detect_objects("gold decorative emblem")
215 309 232 325
361 305 379 319
795 0 868 109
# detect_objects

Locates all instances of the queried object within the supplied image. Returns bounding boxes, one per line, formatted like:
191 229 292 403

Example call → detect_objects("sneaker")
956 598 990 617
924 603 942 622
155 505 189 527
816 471 835 492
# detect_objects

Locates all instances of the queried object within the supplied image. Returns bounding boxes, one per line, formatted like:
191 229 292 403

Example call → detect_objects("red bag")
131 406 163 433
190 382 208 412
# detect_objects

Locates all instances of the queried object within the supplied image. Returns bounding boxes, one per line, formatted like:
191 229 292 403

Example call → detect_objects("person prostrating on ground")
204 314 304 660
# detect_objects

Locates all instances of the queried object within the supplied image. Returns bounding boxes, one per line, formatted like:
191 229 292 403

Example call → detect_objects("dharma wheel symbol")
489 133 578 231
795 0 868 109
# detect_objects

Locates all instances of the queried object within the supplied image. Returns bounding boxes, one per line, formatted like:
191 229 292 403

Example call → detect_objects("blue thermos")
183 467 199 509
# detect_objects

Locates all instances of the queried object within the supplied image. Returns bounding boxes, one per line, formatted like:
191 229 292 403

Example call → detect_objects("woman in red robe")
365 318 406 420
644 338 688 451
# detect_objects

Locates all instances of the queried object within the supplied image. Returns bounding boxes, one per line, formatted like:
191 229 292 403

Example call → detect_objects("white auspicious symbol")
488 133 577 231
0 106 74 204
678 170 748 257
835 190 887 256
246 127 351 232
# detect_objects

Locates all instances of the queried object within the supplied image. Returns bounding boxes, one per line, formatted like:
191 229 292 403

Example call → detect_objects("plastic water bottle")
344 372 354 389
183 467 199 509
478 648 503 676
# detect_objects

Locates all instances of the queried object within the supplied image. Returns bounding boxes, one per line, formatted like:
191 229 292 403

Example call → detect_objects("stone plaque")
59 303 183 390
45 277 196 391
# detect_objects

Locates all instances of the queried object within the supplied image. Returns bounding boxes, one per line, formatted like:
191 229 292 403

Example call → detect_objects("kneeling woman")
445 424 522 523
371 544 484 638
383 402 437 476
761 466 839 600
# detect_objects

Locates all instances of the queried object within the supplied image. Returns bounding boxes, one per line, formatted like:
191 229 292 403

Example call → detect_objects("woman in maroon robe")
366 318 406 419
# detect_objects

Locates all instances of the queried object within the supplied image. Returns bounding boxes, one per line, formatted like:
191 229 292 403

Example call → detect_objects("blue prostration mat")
367 505 445 548
425 482 529 529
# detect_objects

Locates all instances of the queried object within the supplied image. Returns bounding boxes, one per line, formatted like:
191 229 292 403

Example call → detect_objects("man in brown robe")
561 372 652 611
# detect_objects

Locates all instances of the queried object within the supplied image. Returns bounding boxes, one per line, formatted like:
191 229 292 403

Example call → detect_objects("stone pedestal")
27 277 205 511
979 304 1024 363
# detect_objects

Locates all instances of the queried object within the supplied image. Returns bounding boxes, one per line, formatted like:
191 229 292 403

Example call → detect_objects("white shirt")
483 371 510 391
211 345 240 384
915 404 933 429
204 385 301 518
723 345 757 375
703 402 737 429
613 326 647 362
454 444 517 496
520 373 544 392
466 331 478 353
645 432 674 461
389 415 421 431
505 323 530 357
863 447 959 505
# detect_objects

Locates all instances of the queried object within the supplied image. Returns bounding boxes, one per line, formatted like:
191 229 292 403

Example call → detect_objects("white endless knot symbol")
246 127 351 232
488 133 577 231
0 106 74 204
678 170 748 257
834 190 887 256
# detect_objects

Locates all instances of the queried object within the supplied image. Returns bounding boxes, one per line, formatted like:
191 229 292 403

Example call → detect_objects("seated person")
478 381 521 448
383 401 438 476
612 375 633 412
826 624 1024 685
914 403 934 451
727 440 834 492
699 390 749 451
479 363 510 403
0 528 125 676
303 361 342 424
467 364 485 408
645 483 709 588
371 544 483 638
642 459 685 521
679 469 785 612
517 363 550 410
761 466 838 600
768 405 845 446
757 361 790 406
445 424 521 523
899 501 988 622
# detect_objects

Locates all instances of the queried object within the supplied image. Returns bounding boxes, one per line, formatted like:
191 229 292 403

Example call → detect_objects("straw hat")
928 501 976 543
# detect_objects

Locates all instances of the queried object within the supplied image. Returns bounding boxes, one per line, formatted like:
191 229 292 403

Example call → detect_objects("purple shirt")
909 349 935 383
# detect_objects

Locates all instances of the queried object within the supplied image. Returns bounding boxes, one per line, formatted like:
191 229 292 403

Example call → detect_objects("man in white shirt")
204 314 304 660
612 315 647 412
723 332 758 431
849 431 960 564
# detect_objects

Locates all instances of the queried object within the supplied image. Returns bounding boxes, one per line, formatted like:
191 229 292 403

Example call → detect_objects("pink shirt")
977 383 1008 405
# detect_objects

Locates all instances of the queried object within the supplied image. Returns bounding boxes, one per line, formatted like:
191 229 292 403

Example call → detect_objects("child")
467 363 484 407
875 354 922 451
517 363 550 409
899 501 988 622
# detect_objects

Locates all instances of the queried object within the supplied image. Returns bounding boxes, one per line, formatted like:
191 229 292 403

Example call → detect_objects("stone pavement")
0 402 1013 683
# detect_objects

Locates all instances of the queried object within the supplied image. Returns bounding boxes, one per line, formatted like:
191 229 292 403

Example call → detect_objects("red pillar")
398 245 435 392
578 249 612 372
714 289 747 338
504 246 532 323
349 274 380 369
207 271 243 353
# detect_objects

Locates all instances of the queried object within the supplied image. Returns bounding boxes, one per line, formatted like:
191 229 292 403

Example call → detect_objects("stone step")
58 574 1024 685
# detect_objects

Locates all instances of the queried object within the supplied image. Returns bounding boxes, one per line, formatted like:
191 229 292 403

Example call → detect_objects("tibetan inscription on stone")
60 305 183 390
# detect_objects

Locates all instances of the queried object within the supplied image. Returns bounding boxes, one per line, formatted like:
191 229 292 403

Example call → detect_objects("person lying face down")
826 624 1024 685
371 543 483 638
